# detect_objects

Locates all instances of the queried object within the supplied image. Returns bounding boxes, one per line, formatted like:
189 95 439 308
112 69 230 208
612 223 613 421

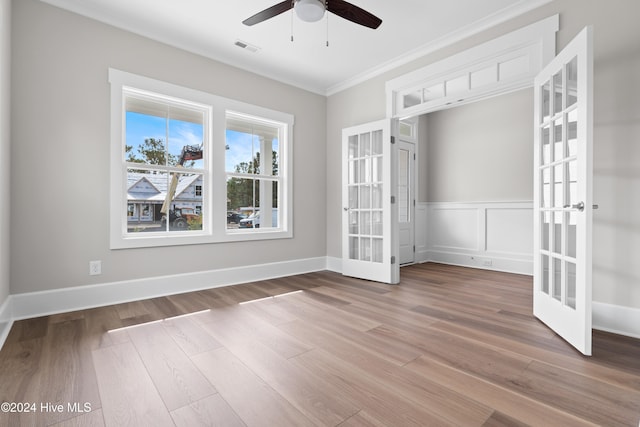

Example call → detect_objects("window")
109 69 293 248
124 89 208 234
226 112 282 231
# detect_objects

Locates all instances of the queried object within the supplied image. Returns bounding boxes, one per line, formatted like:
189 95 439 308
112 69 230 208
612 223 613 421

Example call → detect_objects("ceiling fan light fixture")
294 0 325 23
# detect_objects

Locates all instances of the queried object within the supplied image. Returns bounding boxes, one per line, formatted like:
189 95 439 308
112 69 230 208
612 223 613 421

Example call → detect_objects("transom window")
109 69 293 249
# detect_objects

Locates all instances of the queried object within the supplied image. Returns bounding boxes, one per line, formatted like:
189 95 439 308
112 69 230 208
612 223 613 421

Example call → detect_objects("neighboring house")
126 172 203 223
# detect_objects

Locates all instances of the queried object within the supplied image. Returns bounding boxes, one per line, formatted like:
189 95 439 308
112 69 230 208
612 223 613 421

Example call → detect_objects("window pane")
372 238 383 263
227 178 279 229
553 212 562 255
226 114 280 176
127 169 168 233
566 160 578 208
371 130 383 155
541 211 550 251
541 125 551 165
566 262 577 309
541 80 550 122
542 255 550 295
349 211 359 234
361 211 371 236
126 100 204 169
349 237 359 260
348 186 358 210
423 83 445 102
567 108 578 157
553 69 563 115
567 211 577 259
349 160 359 184
126 111 168 166
553 164 564 208
348 135 358 159
566 56 578 108
127 169 203 233
553 117 564 162
360 184 371 209
542 167 551 208
360 238 371 262
553 257 562 301
226 129 261 174
168 116 204 169
372 211 383 236
359 132 371 157
403 90 422 109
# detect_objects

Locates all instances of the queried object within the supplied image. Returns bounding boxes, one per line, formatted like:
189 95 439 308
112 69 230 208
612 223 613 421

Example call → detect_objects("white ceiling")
40 0 551 95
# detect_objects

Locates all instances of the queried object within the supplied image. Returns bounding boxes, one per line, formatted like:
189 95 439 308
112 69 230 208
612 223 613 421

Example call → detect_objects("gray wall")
421 89 533 203
327 0 640 309
10 0 327 294
0 0 10 308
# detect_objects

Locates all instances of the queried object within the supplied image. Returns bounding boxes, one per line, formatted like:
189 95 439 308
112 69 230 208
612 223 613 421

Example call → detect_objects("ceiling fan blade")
243 1 293 26
327 0 382 29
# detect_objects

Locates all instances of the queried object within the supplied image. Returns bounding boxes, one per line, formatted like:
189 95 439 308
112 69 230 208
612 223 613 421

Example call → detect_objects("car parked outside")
238 209 278 228
227 211 246 224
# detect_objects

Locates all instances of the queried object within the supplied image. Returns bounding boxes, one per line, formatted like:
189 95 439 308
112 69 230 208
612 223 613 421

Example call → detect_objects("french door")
342 119 399 284
533 27 593 355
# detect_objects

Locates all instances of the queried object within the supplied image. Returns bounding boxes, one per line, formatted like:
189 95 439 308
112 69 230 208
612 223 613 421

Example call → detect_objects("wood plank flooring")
1 263 639 426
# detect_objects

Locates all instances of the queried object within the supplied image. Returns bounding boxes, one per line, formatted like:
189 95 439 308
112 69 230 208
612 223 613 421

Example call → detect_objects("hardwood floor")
1 263 639 426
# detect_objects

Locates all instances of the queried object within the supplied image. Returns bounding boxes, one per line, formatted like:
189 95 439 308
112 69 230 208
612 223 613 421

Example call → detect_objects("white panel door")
398 140 415 265
533 27 593 355
342 119 399 284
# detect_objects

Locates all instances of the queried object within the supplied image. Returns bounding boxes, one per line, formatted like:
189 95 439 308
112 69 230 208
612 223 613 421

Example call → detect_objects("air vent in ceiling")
234 40 260 53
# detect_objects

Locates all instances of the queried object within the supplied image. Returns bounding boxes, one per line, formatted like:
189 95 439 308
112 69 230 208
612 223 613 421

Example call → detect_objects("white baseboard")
426 251 533 276
9 256 327 322
0 296 13 350
326 256 342 273
593 301 640 340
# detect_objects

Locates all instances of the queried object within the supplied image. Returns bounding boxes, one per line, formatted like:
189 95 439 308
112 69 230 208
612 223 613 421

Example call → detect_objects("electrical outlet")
482 259 493 267
89 260 102 276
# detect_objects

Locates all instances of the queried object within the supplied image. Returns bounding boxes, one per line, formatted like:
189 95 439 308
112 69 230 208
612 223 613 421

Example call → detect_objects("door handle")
343 207 349 211
563 201 585 211
562 202 599 211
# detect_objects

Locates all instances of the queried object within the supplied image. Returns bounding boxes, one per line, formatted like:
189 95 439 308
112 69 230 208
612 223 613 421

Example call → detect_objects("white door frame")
398 139 416 265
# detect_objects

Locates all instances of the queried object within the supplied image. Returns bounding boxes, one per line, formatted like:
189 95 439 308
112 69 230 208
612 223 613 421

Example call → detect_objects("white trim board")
0 296 12 351
8 257 326 322
593 302 640 340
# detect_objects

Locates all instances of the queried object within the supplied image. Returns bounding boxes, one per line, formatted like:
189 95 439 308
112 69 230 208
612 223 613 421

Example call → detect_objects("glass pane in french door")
348 130 383 263
538 54 580 311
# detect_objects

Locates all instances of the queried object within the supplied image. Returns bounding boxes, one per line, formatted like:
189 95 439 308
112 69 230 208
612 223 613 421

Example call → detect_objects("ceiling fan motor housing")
294 0 326 22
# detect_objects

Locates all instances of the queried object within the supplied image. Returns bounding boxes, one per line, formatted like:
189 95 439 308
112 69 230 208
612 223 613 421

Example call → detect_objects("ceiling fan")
243 0 382 30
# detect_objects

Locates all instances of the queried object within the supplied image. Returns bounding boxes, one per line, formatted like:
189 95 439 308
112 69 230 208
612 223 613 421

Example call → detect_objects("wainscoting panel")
426 201 533 275
430 206 481 252
485 206 533 256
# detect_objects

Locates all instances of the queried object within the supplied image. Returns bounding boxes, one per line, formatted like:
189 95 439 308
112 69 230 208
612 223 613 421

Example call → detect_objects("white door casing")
398 140 415 265
533 27 593 355
342 119 399 284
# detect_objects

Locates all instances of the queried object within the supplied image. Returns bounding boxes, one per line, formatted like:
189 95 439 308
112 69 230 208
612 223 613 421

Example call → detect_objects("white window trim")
109 69 294 249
